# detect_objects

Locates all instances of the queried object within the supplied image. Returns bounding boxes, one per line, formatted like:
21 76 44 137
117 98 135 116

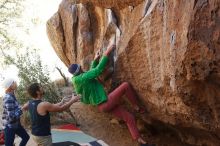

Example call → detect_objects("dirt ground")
67 102 190 146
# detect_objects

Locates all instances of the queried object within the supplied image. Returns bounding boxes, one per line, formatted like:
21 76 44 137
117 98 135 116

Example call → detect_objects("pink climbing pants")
98 82 140 140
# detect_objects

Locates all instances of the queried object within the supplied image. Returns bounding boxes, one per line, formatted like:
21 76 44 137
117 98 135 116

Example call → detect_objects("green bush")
4 49 61 104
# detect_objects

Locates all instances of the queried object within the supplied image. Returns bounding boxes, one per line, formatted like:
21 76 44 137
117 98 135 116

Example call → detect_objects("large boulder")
47 0 220 145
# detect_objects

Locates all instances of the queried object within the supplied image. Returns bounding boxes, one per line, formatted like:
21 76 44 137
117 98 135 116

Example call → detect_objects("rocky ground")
68 102 194 146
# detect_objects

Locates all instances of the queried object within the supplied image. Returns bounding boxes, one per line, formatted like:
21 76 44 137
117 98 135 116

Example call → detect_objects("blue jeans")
4 124 30 146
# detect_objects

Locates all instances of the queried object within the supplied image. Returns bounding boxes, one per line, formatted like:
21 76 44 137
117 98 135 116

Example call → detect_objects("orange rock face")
47 0 220 145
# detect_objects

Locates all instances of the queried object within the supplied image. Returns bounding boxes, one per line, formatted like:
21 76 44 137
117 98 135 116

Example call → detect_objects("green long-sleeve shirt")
71 56 108 105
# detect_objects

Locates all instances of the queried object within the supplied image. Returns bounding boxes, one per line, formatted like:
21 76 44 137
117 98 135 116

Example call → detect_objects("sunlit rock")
47 0 220 145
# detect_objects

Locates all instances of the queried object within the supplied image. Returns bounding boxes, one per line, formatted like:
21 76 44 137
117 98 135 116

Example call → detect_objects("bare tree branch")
56 67 69 86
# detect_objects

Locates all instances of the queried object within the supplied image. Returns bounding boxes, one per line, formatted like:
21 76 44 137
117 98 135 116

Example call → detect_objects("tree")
0 0 24 50
55 67 69 86
3 48 60 104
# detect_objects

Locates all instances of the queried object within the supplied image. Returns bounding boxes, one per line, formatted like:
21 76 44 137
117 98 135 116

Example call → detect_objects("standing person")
22 83 80 146
1 78 30 146
68 45 150 145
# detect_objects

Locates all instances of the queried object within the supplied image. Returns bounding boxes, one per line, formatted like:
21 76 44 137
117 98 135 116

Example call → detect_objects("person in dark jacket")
68 45 148 145
22 83 80 146
1 78 30 146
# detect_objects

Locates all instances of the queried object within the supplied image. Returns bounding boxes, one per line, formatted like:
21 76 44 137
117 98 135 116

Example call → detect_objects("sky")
0 0 72 95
